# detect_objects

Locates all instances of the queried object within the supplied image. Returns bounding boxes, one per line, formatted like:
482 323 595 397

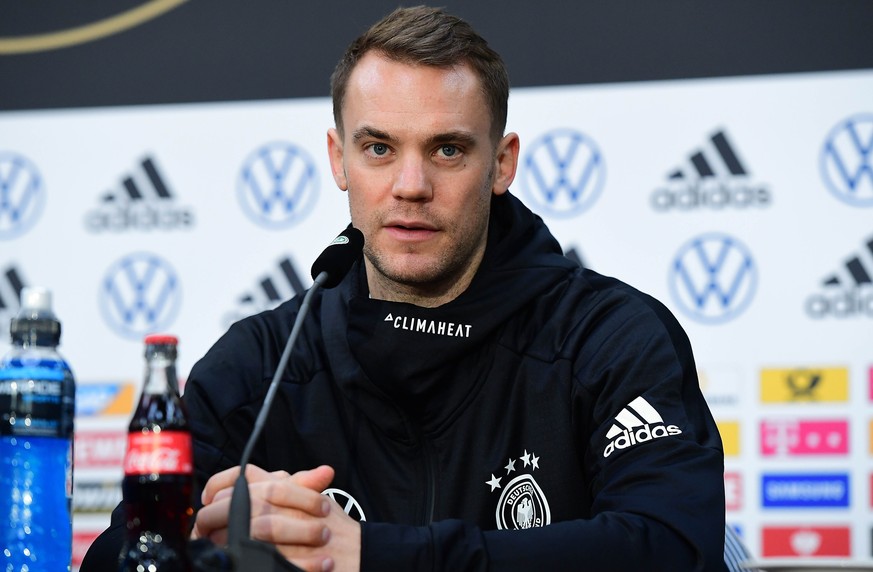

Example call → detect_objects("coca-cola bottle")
119 334 193 572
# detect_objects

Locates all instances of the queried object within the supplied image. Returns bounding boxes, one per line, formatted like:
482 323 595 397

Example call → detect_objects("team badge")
486 448 551 530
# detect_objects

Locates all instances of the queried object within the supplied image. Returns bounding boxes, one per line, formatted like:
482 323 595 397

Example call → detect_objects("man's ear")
492 132 520 196
327 128 348 191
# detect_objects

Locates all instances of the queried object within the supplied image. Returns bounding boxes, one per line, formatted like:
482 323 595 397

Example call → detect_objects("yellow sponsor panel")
760 367 849 403
717 421 740 456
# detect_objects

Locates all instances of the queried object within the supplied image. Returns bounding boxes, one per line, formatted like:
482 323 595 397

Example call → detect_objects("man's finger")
202 464 273 505
288 465 335 492
192 497 231 539
250 514 331 546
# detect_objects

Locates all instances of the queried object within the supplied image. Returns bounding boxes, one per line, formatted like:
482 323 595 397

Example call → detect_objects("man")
85 6 725 571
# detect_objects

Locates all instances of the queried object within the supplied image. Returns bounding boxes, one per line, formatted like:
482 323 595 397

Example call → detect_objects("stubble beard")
357 169 495 299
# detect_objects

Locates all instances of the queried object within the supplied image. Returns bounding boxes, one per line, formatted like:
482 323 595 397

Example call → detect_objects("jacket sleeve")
360 289 726 572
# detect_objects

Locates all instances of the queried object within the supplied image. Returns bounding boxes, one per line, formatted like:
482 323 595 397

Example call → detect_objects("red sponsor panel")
73 529 101 568
760 419 849 456
762 526 851 558
74 430 128 469
725 472 742 511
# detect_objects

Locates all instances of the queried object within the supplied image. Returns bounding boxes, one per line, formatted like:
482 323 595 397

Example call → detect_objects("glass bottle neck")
143 353 179 396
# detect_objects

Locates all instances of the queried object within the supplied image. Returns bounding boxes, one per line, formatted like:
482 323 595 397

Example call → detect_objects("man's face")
327 52 518 304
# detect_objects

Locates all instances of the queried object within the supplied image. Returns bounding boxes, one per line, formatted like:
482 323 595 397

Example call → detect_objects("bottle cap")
144 334 179 346
20 287 52 314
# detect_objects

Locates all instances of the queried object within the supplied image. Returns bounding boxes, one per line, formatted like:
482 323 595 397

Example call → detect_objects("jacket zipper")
419 433 435 525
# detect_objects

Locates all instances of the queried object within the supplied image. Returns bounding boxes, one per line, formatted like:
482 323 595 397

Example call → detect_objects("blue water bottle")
1 287 76 571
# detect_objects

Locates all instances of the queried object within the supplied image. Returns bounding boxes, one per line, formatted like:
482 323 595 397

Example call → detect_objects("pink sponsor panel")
724 472 742 511
760 419 849 456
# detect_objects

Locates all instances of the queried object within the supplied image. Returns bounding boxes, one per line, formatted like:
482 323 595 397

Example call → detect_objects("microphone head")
310 226 364 288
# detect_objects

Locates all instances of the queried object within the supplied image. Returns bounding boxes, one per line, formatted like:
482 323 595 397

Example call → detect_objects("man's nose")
392 154 433 201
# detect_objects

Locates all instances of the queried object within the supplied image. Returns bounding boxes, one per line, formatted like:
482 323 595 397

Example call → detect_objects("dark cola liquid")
119 474 194 571
120 391 194 571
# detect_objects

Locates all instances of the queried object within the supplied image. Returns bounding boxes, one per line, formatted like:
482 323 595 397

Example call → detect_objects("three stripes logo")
651 129 771 211
602 396 682 458
221 256 306 328
806 233 873 318
84 155 194 232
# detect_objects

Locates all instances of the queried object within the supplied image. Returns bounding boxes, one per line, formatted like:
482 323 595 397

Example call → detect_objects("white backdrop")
1 68 871 565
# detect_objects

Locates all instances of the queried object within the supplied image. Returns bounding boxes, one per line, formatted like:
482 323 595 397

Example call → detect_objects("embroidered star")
504 458 516 474
531 453 540 470
486 474 502 492
520 450 531 467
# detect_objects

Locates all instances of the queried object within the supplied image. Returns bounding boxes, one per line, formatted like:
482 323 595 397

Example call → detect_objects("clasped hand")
192 464 360 572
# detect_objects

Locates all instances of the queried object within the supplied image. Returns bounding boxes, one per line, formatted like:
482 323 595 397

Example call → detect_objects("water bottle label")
0 367 65 437
123 430 193 475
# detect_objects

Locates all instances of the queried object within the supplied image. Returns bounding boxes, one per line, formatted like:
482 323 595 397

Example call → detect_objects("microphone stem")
227 271 329 548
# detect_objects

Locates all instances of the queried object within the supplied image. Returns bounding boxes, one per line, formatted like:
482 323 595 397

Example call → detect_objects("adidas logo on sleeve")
602 396 682 458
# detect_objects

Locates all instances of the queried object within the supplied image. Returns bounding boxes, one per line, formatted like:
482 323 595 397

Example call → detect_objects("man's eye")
370 143 388 156
439 145 458 157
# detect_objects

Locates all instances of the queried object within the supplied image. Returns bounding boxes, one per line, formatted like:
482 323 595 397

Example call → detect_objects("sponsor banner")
806 234 873 320
519 128 605 218
76 382 136 418
760 419 849 456
84 155 195 233
761 525 851 558
698 367 741 408
870 422 873 455
668 232 757 325
650 129 771 214
73 480 123 514
717 421 740 457
820 114 873 208
725 472 742 511
761 474 850 508
760 367 849 403
74 429 127 470
73 529 103 569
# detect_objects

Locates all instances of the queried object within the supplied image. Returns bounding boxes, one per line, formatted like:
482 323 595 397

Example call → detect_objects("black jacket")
84 193 725 571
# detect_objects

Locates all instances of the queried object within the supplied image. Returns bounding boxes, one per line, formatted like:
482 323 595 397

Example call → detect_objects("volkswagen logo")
237 141 319 228
520 128 605 217
669 233 757 324
0 151 45 240
99 252 181 339
322 488 366 521
820 113 873 207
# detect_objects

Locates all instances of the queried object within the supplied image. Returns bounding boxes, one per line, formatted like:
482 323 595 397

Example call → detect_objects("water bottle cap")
20 287 52 313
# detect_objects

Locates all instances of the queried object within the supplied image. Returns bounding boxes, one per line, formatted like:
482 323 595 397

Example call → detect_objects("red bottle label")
123 430 193 475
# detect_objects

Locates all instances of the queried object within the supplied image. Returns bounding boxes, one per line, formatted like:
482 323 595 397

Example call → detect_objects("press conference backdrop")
1 1 872 567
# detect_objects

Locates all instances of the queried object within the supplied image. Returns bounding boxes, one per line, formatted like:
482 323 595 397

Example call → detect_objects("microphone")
310 226 365 288
223 226 364 571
